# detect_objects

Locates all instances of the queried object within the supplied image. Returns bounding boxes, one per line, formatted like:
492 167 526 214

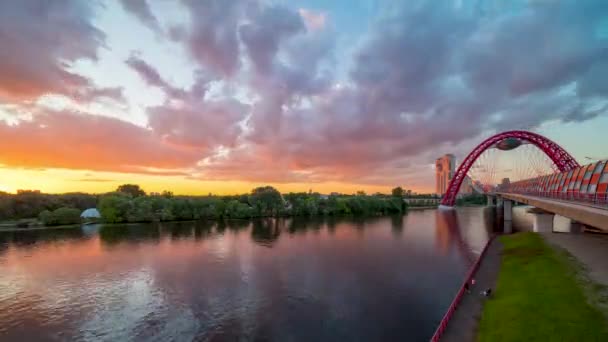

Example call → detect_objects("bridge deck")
498 193 608 232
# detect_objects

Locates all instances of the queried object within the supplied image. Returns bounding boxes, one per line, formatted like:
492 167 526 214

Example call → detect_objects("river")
0 207 496 341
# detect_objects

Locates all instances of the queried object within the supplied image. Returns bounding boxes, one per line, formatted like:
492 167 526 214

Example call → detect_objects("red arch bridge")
439 130 608 232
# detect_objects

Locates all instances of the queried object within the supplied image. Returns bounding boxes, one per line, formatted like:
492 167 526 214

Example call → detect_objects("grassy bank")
477 233 608 341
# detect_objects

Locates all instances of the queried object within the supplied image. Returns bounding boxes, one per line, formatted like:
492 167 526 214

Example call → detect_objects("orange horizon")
0 167 433 196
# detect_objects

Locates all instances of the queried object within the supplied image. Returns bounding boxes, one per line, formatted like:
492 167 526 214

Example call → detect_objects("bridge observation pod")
440 130 580 207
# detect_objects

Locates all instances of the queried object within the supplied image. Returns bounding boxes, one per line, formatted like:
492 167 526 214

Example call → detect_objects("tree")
126 196 155 222
39 210 55 225
225 200 254 219
0 193 15 220
249 186 283 216
39 207 81 226
170 198 194 220
116 184 146 197
13 190 47 218
58 193 97 210
53 207 81 225
98 194 132 223
391 186 404 197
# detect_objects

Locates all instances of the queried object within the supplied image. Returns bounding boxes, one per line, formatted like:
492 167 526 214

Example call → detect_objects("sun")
0 184 13 193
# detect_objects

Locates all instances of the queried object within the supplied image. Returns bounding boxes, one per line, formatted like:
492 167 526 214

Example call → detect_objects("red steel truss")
440 130 580 207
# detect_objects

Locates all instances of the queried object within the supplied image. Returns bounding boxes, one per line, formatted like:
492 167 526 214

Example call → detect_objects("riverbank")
0 223 83 232
477 233 608 341
441 237 502 342
0 211 415 233
407 206 438 210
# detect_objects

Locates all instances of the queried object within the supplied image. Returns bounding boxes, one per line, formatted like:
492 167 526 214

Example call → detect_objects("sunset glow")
1 0 606 195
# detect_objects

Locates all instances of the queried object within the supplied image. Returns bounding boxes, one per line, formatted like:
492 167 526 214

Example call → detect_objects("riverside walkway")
439 232 608 341
440 239 502 342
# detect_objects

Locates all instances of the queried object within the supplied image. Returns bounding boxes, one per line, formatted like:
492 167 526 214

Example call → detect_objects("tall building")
436 154 455 196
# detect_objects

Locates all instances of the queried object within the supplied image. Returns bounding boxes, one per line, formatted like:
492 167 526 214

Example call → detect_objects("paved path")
542 232 608 286
442 239 503 342
440 232 608 341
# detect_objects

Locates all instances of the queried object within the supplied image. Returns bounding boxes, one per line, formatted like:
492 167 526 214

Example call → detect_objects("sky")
0 0 607 195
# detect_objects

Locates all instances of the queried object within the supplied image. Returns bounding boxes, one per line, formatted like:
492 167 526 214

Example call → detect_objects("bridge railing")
504 190 608 207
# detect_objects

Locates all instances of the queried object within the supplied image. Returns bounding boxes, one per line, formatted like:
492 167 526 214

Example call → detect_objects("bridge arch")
440 130 579 207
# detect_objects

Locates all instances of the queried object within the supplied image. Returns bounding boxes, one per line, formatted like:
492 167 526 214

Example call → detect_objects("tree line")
98 185 407 223
0 190 97 221
0 185 409 226
455 193 487 206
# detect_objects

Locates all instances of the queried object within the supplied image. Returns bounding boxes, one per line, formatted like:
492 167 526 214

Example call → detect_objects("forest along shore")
1 185 459 228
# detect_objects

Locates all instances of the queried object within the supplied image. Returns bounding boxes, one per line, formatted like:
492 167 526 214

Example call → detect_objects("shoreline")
439 237 502 341
0 211 419 233
430 236 498 341
407 206 438 210
0 224 83 233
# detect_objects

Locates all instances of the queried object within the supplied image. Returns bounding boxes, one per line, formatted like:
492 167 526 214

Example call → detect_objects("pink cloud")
1 0 606 193
298 9 327 31
124 54 248 152
175 0 243 76
0 1 107 102
0 110 202 173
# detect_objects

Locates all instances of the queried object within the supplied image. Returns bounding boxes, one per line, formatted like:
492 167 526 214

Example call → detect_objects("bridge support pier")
486 195 496 206
503 199 512 221
532 212 554 233
553 215 583 234
503 199 513 234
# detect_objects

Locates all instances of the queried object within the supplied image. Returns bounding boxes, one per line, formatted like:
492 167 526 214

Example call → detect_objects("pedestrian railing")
502 191 608 207
430 236 496 342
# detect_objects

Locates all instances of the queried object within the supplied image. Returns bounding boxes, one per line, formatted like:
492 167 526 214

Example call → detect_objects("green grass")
477 233 608 342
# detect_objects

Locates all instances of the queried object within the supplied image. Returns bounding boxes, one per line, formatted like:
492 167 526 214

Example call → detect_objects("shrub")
39 207 81 226
98 194 132 223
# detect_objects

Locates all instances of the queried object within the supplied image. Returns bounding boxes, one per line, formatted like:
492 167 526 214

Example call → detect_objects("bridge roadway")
497 192 608 232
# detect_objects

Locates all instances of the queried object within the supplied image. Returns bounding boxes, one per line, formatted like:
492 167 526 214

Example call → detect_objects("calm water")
0 208 495 341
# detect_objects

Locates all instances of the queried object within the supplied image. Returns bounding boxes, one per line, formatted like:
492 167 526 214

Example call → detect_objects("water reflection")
0 208 492 341
193 221 216 240
0 227 86 250
93 216 411 249
390 214 404 236
99 224 161 246
251 218 281 246
436 210 459 256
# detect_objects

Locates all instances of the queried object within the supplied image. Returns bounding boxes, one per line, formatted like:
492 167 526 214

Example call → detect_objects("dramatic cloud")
0 1 108 102
147 98 247 151
195 0 608 186
175 0 244 76
0 110 200 174
125 54 248 153
125 54 187 98
1 0 607 190
240 4 305 73
119 0 162 35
